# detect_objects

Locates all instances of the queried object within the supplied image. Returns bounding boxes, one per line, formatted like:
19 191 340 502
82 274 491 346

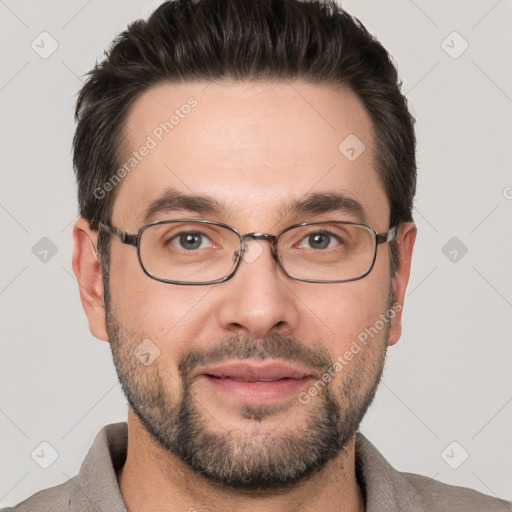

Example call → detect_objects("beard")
105 289 390 492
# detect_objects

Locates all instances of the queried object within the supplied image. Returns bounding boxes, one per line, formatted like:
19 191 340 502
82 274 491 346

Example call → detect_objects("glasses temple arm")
98 222 139 246
375 226 397 245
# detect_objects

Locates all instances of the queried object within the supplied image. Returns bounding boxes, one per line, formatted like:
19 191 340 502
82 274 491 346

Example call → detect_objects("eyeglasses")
98 219 397 285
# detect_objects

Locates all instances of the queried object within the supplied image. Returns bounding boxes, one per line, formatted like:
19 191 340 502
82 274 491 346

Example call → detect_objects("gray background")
1 0 511 507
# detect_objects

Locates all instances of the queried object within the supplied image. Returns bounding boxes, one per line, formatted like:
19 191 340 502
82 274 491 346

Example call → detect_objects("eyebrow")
140 188 367 225
280 192 367 223
141 189 229 224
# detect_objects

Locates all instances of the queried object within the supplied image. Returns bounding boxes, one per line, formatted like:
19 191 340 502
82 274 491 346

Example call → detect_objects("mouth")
194 360 316 404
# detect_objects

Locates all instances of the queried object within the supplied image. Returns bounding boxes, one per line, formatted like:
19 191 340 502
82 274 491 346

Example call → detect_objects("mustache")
177 333 333 380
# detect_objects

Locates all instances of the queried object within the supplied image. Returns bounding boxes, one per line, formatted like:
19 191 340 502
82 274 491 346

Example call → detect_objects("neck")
117 410 365 512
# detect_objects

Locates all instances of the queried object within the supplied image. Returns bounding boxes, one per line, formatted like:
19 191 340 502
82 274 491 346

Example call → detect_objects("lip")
195 360 315 381
193 360 317 405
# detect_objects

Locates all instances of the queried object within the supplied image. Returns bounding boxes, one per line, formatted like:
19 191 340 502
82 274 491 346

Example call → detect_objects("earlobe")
72 219 109 342
387 222 417 347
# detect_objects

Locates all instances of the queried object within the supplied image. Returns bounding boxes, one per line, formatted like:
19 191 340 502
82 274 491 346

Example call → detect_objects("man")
6 0 511 510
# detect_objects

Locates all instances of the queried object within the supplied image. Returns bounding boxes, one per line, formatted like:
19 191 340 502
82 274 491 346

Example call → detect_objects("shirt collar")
69 422 426 511
355 431 426 511
70 422 128 512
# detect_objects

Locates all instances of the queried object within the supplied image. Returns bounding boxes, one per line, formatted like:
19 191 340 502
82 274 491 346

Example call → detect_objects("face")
74 80 416 491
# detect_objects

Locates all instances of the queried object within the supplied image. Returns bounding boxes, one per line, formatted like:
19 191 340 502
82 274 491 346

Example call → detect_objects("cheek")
108 247 211 344
296 274 390 355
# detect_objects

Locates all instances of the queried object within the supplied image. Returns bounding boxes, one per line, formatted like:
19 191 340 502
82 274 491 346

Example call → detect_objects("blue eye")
298 231 342 250
170 232 213 250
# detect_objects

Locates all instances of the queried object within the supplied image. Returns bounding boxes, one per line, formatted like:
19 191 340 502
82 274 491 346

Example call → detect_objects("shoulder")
401 471 512 511
2 422 128 512
355 432 511 512
0 477 76 512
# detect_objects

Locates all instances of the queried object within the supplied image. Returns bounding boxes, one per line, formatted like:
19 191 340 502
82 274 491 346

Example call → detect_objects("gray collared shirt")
5 422 511 511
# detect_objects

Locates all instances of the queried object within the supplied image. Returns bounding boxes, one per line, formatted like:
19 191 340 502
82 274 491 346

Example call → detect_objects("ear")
72 218 109 342
387 222 417 347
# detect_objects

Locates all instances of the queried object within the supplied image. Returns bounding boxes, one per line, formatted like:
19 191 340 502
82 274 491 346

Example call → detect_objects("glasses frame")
98 219 397 285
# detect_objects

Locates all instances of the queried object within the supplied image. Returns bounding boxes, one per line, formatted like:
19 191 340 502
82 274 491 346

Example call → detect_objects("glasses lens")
277 222 376 282
139 221 241 283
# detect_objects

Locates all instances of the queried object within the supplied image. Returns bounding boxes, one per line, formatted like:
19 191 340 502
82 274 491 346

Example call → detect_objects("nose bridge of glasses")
242 232 277 244
237 232 279 261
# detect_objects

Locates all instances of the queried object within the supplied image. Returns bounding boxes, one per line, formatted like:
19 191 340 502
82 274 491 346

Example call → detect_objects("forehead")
112 80 389 230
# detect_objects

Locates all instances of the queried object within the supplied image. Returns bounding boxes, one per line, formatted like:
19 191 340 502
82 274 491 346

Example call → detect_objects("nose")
216 238 300 339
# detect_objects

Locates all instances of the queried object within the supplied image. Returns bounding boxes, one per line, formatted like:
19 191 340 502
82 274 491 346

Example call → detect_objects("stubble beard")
104 284 389 492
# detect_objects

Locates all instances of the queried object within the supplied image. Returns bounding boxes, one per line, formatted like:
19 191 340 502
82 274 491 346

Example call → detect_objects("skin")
72 80 416 512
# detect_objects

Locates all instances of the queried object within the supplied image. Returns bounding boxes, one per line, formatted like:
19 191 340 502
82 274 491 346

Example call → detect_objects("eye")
297 231 342 250
169 231 214 251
